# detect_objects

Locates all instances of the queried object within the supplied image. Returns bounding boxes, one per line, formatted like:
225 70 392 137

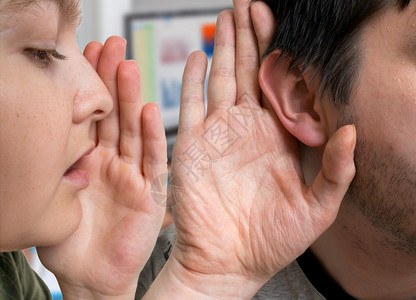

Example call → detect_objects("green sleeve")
0 251 51 300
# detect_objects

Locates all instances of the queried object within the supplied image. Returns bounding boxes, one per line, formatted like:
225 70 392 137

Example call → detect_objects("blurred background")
26 1 232 299
78 0 232 50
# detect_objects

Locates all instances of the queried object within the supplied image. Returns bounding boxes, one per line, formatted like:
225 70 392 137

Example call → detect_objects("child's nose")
72 57 113 124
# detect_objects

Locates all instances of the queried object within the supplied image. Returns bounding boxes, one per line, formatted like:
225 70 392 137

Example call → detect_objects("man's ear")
259 51 327 147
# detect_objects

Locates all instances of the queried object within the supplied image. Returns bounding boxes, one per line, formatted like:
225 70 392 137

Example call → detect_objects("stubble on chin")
337 109 416 257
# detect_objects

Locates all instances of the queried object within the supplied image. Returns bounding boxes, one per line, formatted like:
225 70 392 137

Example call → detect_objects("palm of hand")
168 4 356 285
172 98 331 280
60 146 164 292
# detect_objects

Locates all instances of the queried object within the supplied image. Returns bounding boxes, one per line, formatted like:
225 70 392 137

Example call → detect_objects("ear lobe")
259 51 327 147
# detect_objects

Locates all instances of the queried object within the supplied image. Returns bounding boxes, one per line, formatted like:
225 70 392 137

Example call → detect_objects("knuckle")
210 66 235 78
183 94 202 104
237 55 259 68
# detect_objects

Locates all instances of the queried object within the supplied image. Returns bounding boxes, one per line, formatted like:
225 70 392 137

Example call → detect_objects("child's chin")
44 197 83 247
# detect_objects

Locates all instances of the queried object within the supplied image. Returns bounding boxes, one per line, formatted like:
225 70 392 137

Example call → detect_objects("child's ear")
259 51 327 147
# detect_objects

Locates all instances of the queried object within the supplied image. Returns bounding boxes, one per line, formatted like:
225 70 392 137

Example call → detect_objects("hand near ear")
145 1 356 298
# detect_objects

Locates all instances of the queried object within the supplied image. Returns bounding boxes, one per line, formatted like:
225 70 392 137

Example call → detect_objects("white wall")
77 0 132 51
132 0 232 13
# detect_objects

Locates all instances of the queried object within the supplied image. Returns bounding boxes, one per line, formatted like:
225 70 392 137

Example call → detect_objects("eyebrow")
1 0 82 26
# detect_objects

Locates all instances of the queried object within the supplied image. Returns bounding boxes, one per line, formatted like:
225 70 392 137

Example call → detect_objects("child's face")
0 0 113 251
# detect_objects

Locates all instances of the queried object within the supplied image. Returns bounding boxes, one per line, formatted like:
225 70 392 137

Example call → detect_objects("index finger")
250 0 276 110
233 0 261 102
250 1 276 57
96 36 127 148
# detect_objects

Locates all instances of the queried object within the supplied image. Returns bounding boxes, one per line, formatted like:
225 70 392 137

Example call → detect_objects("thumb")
310 124 357 217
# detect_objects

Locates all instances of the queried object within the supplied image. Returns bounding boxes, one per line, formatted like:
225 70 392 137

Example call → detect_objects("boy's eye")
24 48 66 68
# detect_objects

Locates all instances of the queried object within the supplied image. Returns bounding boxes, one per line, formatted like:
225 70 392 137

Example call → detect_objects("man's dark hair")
260 0 412 104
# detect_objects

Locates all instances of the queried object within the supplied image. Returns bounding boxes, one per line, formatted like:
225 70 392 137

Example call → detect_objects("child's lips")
63 166 90 188
63 145 95 188
64 165 75 176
